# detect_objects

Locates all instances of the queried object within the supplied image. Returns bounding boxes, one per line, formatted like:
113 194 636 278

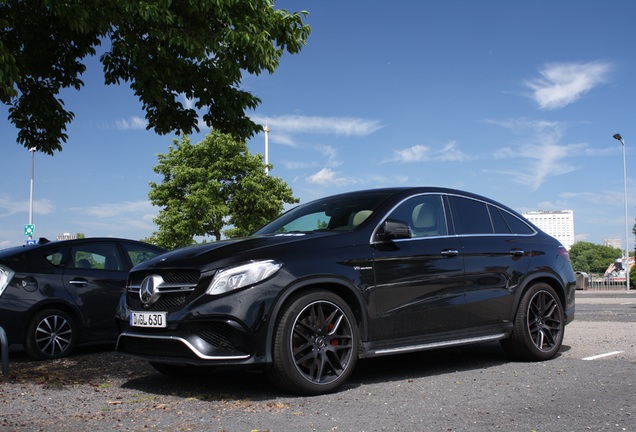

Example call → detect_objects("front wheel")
25 309 77 360
267 290 358 395
501 283 565 361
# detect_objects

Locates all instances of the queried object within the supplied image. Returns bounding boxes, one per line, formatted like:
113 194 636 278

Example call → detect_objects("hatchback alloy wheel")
25 309 77 360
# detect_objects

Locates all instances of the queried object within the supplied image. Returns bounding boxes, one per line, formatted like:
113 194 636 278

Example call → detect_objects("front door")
369 194 466 341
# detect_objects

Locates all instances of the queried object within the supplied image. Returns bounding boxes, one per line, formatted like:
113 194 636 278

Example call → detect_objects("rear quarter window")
501 211 535 235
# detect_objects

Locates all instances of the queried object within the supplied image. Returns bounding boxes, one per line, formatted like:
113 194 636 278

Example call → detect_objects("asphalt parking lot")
1 290 634 432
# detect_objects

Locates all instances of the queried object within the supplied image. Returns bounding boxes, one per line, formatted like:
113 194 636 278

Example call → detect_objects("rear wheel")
267 290 358 395
501 283 565 361
25 309 77 360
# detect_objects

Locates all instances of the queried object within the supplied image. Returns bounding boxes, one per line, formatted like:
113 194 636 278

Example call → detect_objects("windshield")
255 190 395 235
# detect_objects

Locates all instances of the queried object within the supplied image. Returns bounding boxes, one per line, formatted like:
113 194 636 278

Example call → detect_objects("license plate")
130 311 167 328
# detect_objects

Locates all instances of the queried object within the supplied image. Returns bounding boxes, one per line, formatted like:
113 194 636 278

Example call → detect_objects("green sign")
24 224 35 236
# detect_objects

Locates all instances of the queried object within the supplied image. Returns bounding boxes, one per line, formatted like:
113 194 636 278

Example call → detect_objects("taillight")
558 245 570 261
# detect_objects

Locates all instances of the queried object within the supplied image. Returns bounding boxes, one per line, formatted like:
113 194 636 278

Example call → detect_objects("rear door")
448 195 534 326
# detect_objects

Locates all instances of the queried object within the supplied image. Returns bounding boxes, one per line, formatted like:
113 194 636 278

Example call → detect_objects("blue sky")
2 1 635 251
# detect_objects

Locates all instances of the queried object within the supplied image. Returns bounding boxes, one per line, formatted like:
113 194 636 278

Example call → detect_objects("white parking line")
582 351 624 361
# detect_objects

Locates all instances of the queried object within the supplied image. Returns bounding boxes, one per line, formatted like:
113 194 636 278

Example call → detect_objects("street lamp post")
613 133 630 290
28 148 35 241
264 124 270 176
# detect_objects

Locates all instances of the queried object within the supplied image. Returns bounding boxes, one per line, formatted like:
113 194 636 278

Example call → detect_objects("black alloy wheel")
502 283 565 361
25 309 77 360
268 290 358 395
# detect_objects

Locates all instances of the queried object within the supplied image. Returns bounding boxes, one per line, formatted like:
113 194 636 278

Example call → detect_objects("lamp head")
613 133 623 141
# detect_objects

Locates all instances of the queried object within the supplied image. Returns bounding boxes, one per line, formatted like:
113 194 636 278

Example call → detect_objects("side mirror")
377 219 412 241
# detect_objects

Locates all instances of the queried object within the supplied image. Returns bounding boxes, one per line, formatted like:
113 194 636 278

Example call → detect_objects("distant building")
522 210 574 250
56 233 77 241
604 238 622 250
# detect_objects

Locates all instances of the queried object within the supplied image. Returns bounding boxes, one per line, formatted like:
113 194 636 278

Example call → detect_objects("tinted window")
386 194 447 238
69 243 122 271
44 248 67 267
124 243 165 267
489 206 512 234
450 196 493 234
502 211 535 235
256 191 394 234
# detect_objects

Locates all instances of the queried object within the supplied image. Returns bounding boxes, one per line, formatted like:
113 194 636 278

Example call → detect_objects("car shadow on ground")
118 341 535 400
2 341 570 402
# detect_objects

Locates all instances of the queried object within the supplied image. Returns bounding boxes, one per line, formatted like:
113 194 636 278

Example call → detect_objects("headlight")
0 264 15 297
206 260 282 295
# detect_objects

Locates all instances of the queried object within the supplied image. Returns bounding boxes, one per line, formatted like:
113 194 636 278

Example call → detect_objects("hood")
133 231 346 272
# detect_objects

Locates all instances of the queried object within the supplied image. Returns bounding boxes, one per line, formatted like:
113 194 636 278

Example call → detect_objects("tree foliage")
145 131 298 249
569 241 623 274
1 0 310 155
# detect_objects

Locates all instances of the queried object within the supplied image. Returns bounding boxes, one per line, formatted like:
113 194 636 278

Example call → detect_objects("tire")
501 283 565 361
267 290 358 395
25 309 77 360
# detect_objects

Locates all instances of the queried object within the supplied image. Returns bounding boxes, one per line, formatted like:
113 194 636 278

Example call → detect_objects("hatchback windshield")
255 190 394 234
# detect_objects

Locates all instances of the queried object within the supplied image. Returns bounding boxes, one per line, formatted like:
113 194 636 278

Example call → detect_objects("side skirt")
360 324 513 358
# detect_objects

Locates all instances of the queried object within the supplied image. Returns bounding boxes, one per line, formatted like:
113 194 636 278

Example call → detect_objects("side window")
489 206 512 234
69 243 123 271
450 196 493 234
502 211 535 235
44 248 68 268
124 243 164 267
386 195 447 238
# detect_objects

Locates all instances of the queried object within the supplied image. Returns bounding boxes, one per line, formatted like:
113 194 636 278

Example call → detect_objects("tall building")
604 238 622 250
522 210 575 250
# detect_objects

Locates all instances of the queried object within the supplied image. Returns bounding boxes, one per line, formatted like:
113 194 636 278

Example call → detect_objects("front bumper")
116 318 257 365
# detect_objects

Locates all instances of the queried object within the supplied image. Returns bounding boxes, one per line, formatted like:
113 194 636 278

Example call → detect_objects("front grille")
127 291 193 311
126 269 202 311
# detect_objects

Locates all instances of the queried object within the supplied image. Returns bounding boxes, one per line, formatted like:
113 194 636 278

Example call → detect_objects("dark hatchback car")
115 187 576 395
0 237 165 359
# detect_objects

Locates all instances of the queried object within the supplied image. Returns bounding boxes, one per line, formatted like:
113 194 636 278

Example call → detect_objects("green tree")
569 241 623 274
145 131 298 249
1 0 310 155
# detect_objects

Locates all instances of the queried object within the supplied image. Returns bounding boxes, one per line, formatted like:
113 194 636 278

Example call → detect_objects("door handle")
441 249 459 257
509 249 525 257
68 278 88 286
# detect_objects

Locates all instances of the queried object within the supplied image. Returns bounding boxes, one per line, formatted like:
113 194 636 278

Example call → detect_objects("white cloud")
115 116 147 130
82 200 155 219
253 114 384 136
392 145 430 162
525 61 612 110
389 141 469 163
489 119 585 190
66 200 158 238
306 168 357 186
282 160 320 170
496 142 584 191
0 193 55 217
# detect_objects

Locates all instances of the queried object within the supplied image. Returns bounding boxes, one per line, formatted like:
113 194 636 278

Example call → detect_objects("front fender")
263 275 370 364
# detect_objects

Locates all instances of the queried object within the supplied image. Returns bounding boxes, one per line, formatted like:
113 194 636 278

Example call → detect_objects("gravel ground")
1 290 634 431
0 347 294 431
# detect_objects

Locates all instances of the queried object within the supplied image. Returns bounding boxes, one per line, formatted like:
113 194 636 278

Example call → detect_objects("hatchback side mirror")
377 219 412 241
